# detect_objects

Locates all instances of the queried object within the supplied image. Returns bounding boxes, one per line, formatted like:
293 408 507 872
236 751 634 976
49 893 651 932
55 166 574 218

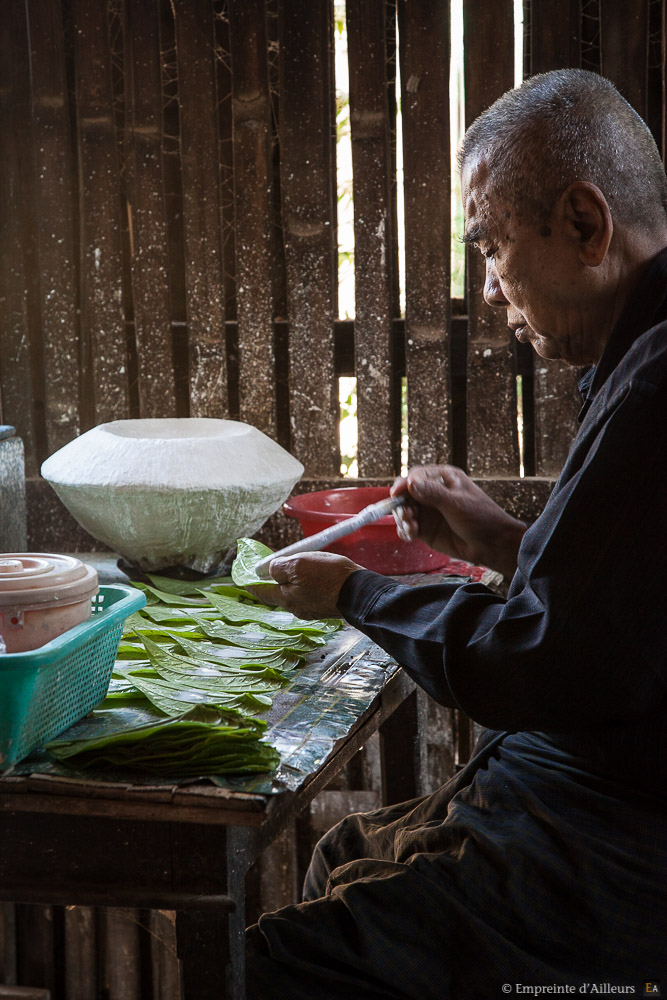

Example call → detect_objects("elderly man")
246 69 667 997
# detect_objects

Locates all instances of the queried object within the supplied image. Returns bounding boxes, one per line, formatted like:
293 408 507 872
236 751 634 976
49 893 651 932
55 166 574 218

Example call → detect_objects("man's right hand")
391 465 527 580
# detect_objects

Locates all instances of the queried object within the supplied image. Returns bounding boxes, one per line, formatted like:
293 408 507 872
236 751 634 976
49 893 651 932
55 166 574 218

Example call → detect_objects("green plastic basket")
0 584 146 769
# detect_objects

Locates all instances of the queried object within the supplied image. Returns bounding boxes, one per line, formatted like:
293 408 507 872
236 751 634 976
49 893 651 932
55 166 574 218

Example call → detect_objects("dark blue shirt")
335 249 667 977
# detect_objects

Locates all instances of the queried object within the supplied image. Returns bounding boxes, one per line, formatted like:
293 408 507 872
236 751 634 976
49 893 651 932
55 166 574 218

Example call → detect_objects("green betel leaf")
146 573 235 596
50 561 344 778
115 663 272 720
138 605 216 625
190 614 319 652
203 590 340 635
47 707 279 776
137 634 285 694
231 538 278 587
163 630 300 674
132 582 213 607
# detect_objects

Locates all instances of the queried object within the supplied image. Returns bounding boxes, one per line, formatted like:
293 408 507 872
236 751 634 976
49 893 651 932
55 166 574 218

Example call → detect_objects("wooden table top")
0 624 409 830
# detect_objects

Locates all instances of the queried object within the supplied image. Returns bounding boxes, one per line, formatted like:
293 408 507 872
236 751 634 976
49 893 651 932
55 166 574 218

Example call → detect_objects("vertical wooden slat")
463 0 520 477
258 826 300 915
529 0 583 476
385 1 401 324
0 1 39 474
26 0 80 455
15 904 57 997
0 903 17 986
265 0 289 324
599 1 649 116
347 0 396 477
398 0 452 468
228 0 278 438
265 0 292 452
174 0 228 421
64 906 97 1000
213 5 237 327
279 0 339 476
529 0 581 70
150 910 181 1000
385 1 404 474
124 0 178 417
104 909 142 1000
73 0 129 429
645 0 663 152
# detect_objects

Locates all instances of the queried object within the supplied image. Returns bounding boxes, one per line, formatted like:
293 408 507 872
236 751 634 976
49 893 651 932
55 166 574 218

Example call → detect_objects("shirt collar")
577 245 667 422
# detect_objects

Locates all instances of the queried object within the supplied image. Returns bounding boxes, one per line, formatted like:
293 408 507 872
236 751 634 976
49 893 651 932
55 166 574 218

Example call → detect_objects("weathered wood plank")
0 987 51 1000
124 0 178 416
265 0 292 452
0 903 17 986
528 0 583 475
463 0 520 477
228 0 278 438
103 909 142 1000
644 0 663 154
73 0 129 428
64 906 97 1000
0 2 39 474
398 0 452 469
174 0 228 421
15 905 57 997
418 693 457 795
257 825 299 915
149 910 181 1000
25 0 80 455
0 431 27 555
385 0 401 325
213 5 237 329
528 0 581 71
265 0 288 323
599 0 648 117
532 361 582 476
347 0 397 476
279 0 339 476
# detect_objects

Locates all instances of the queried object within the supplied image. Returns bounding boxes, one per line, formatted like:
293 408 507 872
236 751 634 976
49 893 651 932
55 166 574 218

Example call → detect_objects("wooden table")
0 624 422 1000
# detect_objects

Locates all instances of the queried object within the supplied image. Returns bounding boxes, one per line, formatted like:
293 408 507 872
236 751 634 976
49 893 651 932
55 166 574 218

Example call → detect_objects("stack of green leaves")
47 539 341 777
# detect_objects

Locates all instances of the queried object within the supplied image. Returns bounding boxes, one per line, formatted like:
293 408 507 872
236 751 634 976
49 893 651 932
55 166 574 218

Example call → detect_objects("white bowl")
41 419 304 572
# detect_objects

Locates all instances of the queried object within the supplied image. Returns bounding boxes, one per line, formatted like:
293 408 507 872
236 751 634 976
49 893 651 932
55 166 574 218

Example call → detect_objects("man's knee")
302 809 372 901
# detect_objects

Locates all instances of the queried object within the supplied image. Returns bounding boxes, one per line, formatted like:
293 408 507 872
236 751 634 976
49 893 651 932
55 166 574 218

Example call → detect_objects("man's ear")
558 182 613 266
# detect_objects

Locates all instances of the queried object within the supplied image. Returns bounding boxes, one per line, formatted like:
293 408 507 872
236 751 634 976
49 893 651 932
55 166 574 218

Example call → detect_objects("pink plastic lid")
0 553 98 608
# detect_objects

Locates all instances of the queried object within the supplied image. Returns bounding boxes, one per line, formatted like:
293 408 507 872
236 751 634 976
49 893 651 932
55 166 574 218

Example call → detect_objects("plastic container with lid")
0 553 99 653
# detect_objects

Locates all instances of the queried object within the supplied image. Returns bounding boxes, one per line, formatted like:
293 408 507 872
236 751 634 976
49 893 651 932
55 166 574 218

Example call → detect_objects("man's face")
461 155 606 365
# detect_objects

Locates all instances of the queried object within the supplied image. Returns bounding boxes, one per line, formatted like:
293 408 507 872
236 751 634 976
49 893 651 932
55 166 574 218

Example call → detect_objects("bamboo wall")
1 1 666 997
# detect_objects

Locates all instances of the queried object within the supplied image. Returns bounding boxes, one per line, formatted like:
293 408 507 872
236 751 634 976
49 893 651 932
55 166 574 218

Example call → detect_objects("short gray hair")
459 69 667 230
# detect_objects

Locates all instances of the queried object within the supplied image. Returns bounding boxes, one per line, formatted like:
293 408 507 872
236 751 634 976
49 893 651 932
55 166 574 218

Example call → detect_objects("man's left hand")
247 551 362 620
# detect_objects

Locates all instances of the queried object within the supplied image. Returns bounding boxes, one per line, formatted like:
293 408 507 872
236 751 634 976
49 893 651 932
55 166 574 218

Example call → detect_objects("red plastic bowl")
282 486 451 575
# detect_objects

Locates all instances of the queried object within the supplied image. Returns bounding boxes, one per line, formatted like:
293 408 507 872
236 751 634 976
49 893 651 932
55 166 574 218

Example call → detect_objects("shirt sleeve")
337 375 667 733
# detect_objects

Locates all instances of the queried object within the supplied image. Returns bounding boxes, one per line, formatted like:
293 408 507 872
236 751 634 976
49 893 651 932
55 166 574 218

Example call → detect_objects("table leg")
175 826 257 1000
